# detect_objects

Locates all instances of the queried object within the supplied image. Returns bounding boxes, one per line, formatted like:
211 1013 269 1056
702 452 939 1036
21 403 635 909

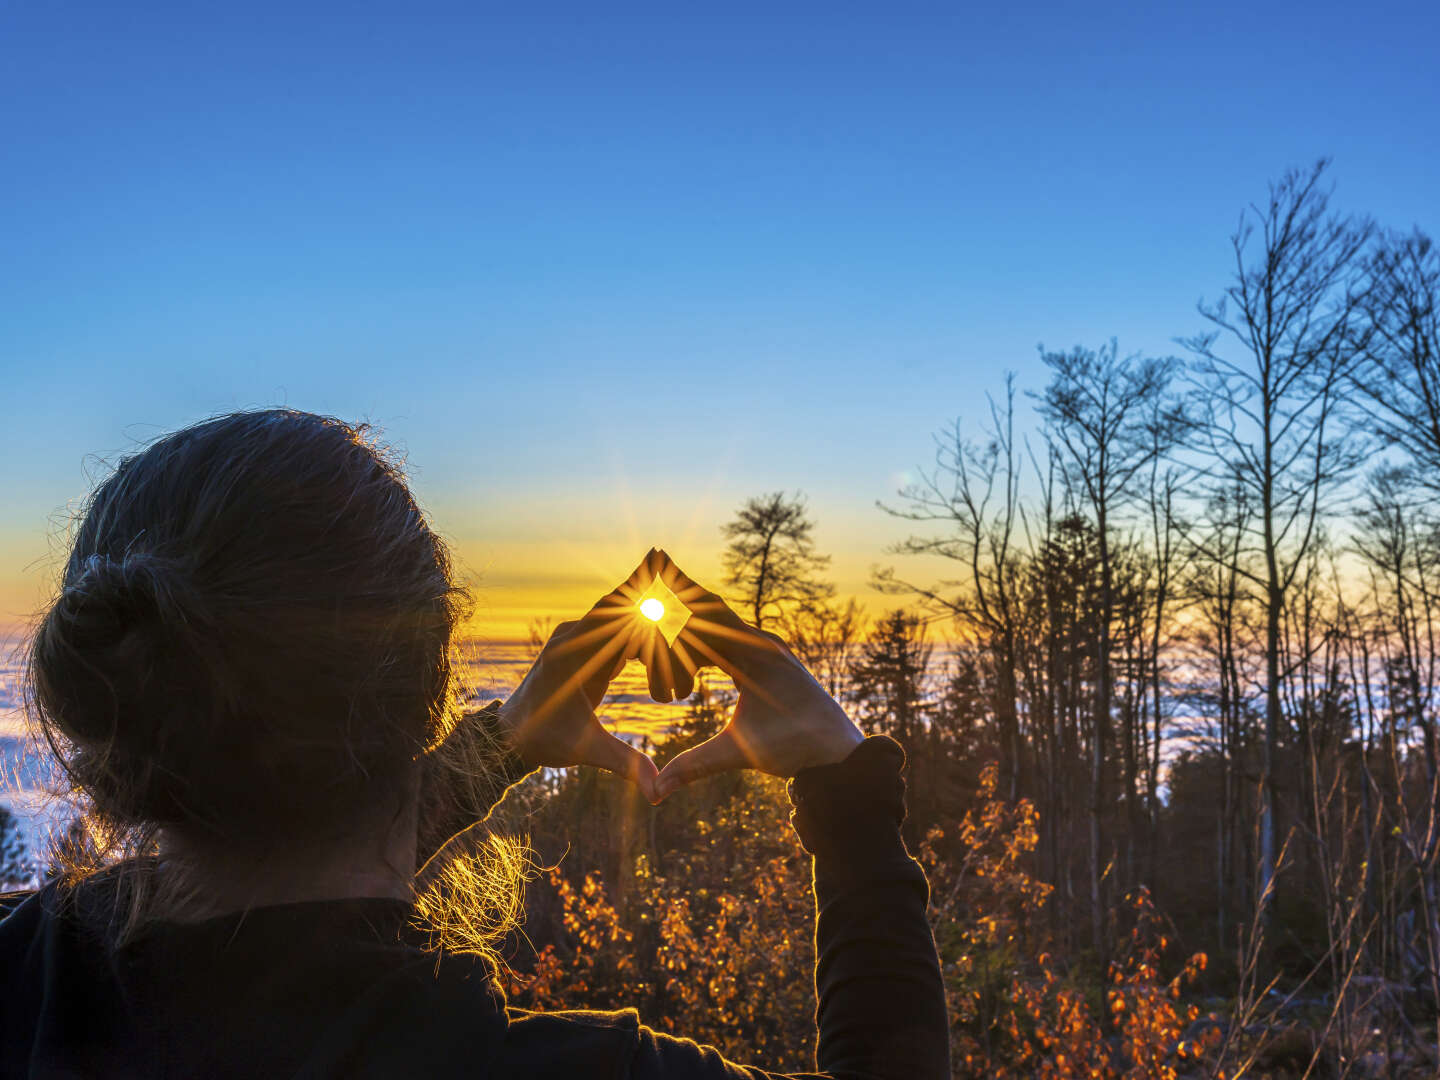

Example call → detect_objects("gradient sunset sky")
3 4 1436 641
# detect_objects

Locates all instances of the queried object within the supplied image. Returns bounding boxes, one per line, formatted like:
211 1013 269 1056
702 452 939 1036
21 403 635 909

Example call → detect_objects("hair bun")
57 553 167 647
38 551 193 745
28 409 459 846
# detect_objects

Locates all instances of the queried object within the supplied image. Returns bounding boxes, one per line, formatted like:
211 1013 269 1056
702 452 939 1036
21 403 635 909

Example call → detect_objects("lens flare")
639 597 665 622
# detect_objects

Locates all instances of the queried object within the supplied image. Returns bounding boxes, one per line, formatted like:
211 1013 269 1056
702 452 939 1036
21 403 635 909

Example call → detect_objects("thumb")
654 728 750 801
579 727 660 803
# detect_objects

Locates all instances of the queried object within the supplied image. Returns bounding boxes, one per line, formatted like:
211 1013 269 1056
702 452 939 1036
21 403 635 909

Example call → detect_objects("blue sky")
2 3 1436 634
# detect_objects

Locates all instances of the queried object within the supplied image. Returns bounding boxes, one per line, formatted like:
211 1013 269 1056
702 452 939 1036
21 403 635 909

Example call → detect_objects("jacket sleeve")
627 735 951 1080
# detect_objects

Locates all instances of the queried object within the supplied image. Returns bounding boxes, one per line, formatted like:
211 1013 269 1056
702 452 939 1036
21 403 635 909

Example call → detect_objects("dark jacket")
0 736 949 1078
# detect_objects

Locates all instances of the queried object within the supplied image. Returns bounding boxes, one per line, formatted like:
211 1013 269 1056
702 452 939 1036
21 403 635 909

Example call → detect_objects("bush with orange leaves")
505 771 819 1073
922 763 1220 1079
503 755 1220 1078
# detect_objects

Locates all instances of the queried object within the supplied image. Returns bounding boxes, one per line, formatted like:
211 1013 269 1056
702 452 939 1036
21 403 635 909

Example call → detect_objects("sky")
2 3 1436 640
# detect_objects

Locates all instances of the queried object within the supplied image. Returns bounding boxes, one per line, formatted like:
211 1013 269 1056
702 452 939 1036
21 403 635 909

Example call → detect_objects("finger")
551 553 663 672
576 549 660 630
671 614 780 687
758 627 799 659
572 622 659 714
620 550 694 697
666 641 696 701
580 727 661 803
613 549 674 699
547 615 632 680
582 649 629 709
642 545 667 589
667 632 705 683
623 618 660 665
656 552 746 631
639 630 679 703
654 552 777 682
653 727 751 801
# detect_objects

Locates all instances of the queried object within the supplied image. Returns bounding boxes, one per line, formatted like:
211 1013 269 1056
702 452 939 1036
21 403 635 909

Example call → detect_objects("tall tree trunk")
1092 504 1112 961
1259 415 1281 922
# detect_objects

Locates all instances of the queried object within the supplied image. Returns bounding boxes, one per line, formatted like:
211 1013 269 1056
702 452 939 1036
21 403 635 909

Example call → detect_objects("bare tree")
1355 229 1440 487
1181 158 1373 917
1183 482 1260 950
1352 468 1440 1034
784 596 867 702
1351 226 1440 1057
1032 339 1184 954
720 491 834 630
876 375 1026 797
1140 398 1194 887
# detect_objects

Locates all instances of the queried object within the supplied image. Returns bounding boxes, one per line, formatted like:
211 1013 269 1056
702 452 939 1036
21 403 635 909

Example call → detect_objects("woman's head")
27 409 466 854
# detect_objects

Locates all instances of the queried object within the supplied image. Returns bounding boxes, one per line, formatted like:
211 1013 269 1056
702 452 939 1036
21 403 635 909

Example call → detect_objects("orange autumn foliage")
923 763 1220 1078
504 773 819 1073
503 760 1221 1078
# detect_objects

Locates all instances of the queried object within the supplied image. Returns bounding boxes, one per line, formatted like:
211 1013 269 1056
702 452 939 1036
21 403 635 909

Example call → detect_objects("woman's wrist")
478 699 534 776
788 735 909 868
802 722 864 772
493 696 519 739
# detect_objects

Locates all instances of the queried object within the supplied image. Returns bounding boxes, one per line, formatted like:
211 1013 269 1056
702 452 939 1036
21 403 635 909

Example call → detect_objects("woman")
0 409 949 1078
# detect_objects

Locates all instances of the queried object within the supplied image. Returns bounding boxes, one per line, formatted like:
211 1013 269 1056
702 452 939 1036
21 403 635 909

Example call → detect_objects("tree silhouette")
848 609 932 746
720 491 834 630
1033 340 1184 955
1182 159 1373 917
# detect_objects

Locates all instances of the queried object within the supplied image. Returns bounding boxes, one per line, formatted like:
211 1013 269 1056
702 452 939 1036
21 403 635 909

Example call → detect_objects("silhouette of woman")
0 410 948 1078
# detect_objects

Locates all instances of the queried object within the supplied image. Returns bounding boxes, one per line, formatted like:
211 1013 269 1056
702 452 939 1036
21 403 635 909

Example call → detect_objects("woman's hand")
653 554 862 800
498 552 670 802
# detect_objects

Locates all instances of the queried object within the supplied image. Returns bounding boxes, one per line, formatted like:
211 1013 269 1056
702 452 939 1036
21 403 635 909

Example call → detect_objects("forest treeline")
489 160 1440 1077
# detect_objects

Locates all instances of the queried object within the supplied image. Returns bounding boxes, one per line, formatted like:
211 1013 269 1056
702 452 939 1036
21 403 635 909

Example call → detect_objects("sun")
634 575 690 644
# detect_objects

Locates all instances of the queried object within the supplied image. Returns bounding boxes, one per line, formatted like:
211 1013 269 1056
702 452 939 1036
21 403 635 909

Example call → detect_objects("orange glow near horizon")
0 485 908 648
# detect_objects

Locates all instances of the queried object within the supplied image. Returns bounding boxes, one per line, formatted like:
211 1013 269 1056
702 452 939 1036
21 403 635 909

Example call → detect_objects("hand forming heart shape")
496 548 861 804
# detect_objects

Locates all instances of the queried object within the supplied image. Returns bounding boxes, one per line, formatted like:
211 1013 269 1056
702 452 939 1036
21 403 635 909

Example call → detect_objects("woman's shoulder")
0 887 35 922
498 1005 641 1076
501 1007 759 1079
